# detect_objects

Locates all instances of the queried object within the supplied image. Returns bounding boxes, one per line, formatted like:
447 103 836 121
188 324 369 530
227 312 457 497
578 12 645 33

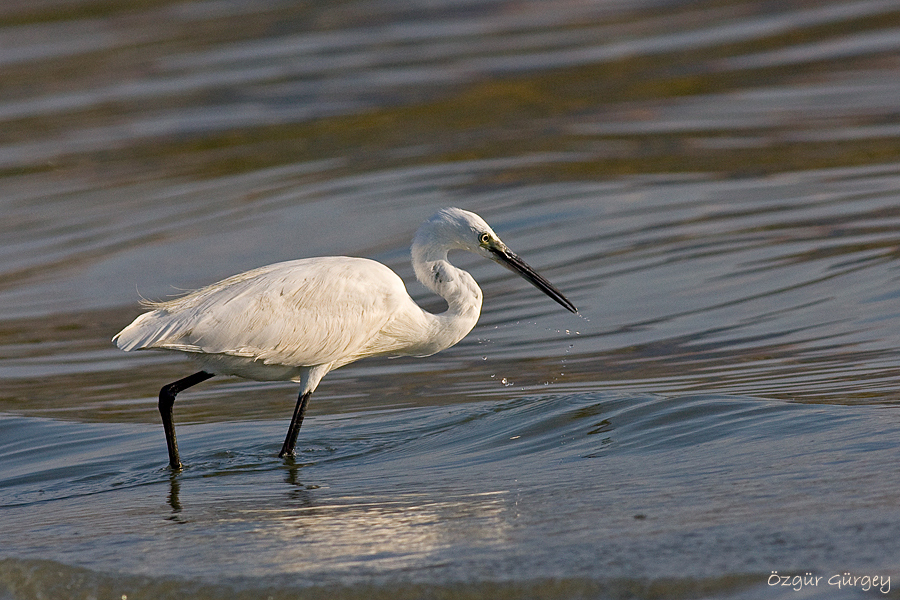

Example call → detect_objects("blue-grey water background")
2 0 900 598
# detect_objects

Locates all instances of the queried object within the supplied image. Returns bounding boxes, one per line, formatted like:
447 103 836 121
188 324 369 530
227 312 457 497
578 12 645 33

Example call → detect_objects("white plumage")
114 207 576 470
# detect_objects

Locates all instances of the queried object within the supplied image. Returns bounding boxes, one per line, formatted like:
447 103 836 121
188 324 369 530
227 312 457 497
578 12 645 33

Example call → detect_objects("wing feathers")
113 257 419 368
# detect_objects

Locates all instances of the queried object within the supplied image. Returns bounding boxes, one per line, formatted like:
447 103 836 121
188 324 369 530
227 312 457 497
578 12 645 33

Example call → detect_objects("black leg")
279 390 312 458
159 371 214 470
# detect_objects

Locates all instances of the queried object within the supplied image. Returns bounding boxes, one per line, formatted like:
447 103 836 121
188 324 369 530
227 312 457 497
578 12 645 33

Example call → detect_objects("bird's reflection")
159 455 511 573
282 455 301 486
164 455 317 519
166 472 183 521
282 456 318 504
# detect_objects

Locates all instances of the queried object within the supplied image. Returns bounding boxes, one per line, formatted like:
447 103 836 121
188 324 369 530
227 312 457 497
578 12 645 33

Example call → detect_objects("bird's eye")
479 233 491 245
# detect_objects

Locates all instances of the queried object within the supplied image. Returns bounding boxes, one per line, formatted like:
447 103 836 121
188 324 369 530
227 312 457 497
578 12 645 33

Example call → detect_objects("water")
2 0 900 598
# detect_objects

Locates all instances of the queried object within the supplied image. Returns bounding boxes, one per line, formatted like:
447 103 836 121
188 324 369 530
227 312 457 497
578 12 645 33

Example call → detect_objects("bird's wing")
114 257 418 367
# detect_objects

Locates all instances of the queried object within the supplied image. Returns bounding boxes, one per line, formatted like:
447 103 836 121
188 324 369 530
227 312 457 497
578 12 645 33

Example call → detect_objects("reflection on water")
164 461 510 575
234 492 510 574
2 0 900 597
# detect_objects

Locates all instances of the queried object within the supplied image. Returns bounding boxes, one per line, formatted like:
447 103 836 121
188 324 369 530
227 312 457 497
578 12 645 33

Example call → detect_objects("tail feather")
113 310 192 352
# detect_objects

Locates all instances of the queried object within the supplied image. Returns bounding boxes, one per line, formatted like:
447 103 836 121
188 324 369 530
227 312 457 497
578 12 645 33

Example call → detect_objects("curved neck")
410 237 483 350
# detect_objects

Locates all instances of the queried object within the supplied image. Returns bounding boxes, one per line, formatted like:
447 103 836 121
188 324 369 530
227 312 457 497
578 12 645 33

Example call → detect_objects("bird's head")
415 207 577 314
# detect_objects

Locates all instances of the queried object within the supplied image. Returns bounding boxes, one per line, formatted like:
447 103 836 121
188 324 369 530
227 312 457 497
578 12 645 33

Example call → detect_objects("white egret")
114 207 576 470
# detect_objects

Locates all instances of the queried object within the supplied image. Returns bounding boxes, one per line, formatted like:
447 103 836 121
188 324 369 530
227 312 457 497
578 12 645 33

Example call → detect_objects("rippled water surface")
2 0 900 598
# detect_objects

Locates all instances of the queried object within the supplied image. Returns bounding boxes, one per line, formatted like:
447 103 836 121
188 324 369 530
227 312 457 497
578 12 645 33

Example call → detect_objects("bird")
113 207 577 470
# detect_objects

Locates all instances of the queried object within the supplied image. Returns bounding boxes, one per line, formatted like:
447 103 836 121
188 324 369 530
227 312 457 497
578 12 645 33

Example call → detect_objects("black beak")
489 246 577 314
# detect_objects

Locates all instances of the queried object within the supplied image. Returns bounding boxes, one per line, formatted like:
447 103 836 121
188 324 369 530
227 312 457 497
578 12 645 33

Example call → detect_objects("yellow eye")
479 233 491 245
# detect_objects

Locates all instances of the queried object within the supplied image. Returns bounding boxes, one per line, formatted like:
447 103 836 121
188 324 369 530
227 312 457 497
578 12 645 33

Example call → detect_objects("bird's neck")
411 242 483 347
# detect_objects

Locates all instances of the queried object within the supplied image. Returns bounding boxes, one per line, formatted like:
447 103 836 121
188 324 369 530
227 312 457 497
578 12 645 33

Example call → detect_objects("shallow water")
2 0 900 598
